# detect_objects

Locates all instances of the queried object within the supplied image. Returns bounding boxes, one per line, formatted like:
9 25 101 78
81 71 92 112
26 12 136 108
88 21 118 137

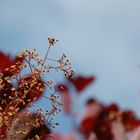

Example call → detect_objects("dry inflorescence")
0 37 74 140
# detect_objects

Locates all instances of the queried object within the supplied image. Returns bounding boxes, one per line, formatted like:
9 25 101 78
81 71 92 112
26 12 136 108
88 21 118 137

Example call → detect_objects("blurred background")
1 0 140 136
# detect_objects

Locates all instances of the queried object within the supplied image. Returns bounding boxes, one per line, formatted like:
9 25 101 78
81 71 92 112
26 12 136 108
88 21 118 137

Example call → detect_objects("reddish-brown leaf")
80 98 140 140
106 103 119 113
0 51 24 77
57 84 71 114
18 76 45 110
121 111 140 131
80 117 97 136
68 76 95 92
0 79 15 113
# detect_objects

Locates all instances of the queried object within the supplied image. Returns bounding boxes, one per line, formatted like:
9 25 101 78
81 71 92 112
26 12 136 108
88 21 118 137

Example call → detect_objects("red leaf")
80 117 97 136
80 105 113 140
18 76 45 110
106 103 119 112
0 82 14 113
57 84 71 114
121 111 140 131
0 124 7 139
68 75 95 92
92 109 113 140
80 99 140 140
0 51 24 77
0 52 14 72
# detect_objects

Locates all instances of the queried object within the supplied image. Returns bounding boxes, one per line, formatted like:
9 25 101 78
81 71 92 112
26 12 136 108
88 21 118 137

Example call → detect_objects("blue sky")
1 0 140 134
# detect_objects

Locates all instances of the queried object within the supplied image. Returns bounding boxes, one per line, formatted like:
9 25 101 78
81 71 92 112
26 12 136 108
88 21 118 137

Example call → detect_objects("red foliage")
68 75 95 92
0 52 48 139
0 52 24 112
0 80 14 112
121 111 140 131
80 99 140 140
57 84 71 114
57 73 140 140
57 76 95 115
18 76 45 110
80 117 97 136
0 51 24 77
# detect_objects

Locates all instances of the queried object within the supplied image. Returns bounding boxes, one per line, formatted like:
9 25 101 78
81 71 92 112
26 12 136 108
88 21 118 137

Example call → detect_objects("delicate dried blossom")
0 37 74 139
0 73 4 90
48 37 58 46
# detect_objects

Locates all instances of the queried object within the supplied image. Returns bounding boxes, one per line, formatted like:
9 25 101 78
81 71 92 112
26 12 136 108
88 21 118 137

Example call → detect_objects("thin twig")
42 45 51 67
24 58 33 73
47 58 59 63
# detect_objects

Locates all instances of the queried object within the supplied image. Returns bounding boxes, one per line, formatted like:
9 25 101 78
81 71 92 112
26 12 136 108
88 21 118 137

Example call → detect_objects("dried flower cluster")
0 37 74 140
